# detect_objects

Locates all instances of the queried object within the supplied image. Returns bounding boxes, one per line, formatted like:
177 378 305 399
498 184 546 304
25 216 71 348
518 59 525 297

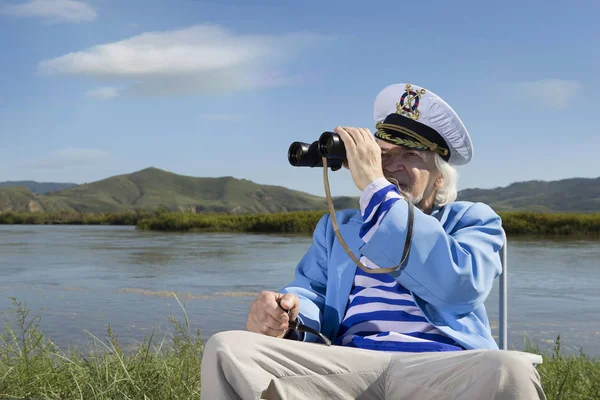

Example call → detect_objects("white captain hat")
373 83 473 165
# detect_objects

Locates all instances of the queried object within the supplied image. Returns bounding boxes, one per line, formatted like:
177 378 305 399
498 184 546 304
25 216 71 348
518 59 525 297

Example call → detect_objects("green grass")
500 212 600 236
0 298 599 399
2 210 600 237
136 210 600 236
135 210 326 234
0 297 202 400
525 336 600 400
0 210 148 226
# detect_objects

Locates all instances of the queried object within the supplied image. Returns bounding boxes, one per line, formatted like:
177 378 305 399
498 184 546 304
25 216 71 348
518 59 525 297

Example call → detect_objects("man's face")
376 139 441 206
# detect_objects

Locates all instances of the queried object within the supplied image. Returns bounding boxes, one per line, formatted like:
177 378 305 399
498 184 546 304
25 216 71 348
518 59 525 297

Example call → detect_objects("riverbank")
2 210 599 237
0 210 141 226
0 297 202 400
0 298 598 400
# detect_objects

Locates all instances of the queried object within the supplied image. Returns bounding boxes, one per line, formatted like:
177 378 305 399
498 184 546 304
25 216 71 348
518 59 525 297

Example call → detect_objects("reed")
136 211 600 236
0 298 598 399
0 297 202 399
525 336 600 400
2 210 600 237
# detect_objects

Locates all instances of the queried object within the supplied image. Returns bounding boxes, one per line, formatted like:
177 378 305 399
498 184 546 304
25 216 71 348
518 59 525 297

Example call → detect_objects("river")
0 225 598 356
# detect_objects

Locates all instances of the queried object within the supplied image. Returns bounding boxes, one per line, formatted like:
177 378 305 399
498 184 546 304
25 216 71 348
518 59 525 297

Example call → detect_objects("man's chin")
384 176 403 188
383 176 421 201
399 190 423 205
384 177 409 193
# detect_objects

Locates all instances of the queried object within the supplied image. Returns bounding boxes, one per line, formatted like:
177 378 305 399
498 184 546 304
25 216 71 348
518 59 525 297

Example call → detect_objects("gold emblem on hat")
396 83 426 120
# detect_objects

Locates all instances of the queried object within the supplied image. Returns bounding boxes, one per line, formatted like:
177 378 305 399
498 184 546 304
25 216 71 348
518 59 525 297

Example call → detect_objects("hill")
0 187 74 212
0 168 356 214
457 177 600 212
0 169 598 214
0 181 77 194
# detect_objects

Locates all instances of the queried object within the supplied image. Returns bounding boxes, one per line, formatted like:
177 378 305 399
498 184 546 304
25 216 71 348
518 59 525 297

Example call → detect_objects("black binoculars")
288 132 346 171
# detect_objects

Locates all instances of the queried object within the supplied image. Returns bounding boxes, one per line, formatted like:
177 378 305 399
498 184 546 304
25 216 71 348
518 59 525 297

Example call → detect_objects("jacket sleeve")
280 213 330 341
359 189 504 315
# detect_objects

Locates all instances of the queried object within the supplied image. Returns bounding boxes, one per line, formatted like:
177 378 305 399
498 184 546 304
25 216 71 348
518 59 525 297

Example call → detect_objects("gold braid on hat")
375 122 449 158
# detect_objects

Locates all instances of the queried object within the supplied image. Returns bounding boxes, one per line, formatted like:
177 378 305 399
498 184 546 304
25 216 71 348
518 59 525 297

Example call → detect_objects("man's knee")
479 350 537 375
201 331 262 399
478 350 543 395
203 330 252 363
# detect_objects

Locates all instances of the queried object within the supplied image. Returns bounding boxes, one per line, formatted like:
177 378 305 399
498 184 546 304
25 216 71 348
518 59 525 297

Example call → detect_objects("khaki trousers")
200 330 546 400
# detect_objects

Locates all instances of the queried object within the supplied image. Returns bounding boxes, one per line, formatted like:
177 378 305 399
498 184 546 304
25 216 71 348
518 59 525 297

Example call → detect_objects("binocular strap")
322 157 414 275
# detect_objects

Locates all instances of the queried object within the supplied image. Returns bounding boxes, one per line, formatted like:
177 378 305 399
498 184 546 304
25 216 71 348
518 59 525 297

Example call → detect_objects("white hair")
433 153 458 207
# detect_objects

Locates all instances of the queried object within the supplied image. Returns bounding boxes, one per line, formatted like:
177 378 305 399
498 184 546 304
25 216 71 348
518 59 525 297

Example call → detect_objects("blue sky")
0 0 598 196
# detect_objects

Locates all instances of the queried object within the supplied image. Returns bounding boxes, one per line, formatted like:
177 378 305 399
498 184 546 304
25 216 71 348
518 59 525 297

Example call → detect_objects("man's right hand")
246 291 299 338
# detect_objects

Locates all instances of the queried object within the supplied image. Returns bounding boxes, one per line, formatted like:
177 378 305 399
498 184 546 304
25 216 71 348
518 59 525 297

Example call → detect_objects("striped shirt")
335 178 463 352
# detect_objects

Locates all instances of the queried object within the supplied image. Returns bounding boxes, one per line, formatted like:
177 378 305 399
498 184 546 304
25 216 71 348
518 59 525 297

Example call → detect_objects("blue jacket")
280 200 504 350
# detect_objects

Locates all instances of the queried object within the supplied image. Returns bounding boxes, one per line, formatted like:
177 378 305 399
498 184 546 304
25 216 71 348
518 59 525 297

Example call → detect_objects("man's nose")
383 158 405 172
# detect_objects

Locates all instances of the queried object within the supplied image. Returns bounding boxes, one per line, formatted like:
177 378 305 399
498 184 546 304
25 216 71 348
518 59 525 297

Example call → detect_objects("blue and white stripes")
335 178 463 353
335 267 463 352
359 178 403 242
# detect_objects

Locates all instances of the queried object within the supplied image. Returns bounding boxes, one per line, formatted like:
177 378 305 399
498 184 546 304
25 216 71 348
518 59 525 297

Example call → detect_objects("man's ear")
434 173 445 190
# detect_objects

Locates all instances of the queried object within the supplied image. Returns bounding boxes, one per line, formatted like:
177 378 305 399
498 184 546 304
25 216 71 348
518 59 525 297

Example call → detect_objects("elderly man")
201 83 546 399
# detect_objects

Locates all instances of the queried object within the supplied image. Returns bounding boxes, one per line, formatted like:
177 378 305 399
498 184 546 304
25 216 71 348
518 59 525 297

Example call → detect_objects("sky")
0 0 598 197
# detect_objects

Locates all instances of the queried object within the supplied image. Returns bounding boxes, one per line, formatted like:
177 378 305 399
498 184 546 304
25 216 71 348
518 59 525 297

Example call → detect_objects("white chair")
499 228 543 365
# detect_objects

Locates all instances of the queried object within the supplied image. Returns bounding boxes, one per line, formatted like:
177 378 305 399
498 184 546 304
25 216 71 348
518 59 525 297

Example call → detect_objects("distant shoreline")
1 210 599 237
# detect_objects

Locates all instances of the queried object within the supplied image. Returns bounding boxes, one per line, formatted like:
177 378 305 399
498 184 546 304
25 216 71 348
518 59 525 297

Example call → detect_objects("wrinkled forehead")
375 138 397 152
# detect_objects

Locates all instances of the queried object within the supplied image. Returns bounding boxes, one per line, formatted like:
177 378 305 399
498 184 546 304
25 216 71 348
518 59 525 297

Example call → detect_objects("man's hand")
334 126 385 191
246 291 299 338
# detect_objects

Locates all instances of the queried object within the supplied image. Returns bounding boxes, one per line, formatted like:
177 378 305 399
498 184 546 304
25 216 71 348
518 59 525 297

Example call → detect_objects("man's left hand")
334 126 385 191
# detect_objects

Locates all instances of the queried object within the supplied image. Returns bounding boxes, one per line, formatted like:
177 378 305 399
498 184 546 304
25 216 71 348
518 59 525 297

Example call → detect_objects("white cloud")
516 79 583 109
0 0 97 22
38 24 326 97
21 148 110 169
87 86 119 99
